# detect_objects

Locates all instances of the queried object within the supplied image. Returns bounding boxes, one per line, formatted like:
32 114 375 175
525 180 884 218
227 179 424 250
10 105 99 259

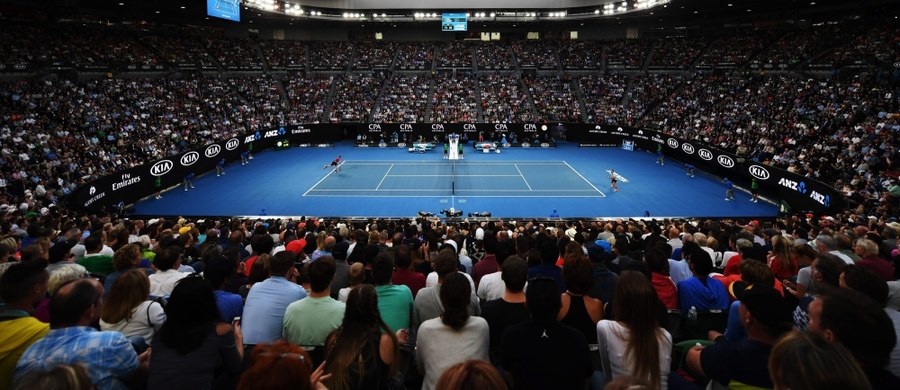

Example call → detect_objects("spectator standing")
0 262 49 390
481 255 530 364
283 256 345 348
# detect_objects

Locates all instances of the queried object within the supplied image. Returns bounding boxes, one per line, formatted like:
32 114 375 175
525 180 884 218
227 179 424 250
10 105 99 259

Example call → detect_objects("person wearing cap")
687 283 793 388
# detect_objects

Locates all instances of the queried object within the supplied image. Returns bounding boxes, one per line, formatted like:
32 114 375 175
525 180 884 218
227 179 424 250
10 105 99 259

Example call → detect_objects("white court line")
375 164 394 191
342 160 570 165
303 166 340 196
514 164 533 191
563 161 606 197
307 189 598 192
303 194 605 198
385 174 523 177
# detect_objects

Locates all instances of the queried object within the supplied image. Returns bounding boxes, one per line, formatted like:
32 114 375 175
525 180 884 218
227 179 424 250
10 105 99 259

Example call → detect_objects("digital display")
207 0 241 22
441 13 467 31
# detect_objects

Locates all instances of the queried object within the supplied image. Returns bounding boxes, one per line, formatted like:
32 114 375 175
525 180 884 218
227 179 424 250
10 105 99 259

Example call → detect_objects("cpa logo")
205 144 221 158
717 155 735 168
681 143 695 154
698 149 713 161
748 165 770 180
89 186 96 195
225 138 240 150
463 124 477 130
180 152 200 167
150 160 174 176
666 138 678 149
368 124 382 130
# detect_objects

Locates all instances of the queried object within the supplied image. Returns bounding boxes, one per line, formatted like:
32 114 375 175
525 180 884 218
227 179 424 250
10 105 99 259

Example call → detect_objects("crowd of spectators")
372 74 431 123
430 72 480 123
696 31 775 68
475 42 515 70
479 73 534 123
395 43 433 70
648 36 714 69
284 74 333 123
353 42 399 70
327 73 386 122
579 74 628 125
2 213 900 389
559 41 603 70
524 75 582 123
261 40 307 70
511 41 559 69
605 39 649 69
436 41 473 68
309 42 352 70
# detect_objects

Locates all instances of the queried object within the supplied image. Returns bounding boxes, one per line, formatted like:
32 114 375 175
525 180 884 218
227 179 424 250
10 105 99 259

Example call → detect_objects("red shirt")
243 254 259 277
652 272 679 309
723 254 742 276
392 268 426 298
857 255 895 282
768 255 798 280
473 255 499 287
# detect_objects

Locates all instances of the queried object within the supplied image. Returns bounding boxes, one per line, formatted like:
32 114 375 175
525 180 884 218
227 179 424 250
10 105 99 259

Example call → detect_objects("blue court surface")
133 141 778 219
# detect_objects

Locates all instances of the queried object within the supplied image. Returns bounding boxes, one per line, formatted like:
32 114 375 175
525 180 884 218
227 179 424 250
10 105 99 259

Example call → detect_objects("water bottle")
687 306 699 338
688 306 698 321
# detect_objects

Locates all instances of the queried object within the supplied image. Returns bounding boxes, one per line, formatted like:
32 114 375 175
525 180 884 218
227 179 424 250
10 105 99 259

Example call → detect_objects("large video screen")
208 0 241 22
441 13 467 31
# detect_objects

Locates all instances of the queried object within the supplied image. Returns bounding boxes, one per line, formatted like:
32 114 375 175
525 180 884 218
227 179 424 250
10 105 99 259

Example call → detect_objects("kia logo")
205 144 221 158
150 160 174 176
89 186 96 195
717 155 735 168
666 138 679 148
698 149 714 161
682 143 695 154
225 138 240 150
748 165 770 180
180 151 200 166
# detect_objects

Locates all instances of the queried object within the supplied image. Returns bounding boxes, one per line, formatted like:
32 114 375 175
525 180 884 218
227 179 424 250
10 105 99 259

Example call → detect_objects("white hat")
443 239 458 253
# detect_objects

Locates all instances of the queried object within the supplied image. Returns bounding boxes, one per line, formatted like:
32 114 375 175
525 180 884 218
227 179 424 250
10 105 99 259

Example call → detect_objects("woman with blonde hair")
100 268 166 344
769 331 870 390
596 271 672 389
767 235 797 280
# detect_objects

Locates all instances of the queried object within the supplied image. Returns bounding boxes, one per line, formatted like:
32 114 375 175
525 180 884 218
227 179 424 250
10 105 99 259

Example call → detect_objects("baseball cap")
286 238 307 255
733 283 793 332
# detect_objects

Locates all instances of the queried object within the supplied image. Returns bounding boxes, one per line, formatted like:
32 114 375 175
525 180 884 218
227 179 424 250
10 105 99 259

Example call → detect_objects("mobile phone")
232 316 241 327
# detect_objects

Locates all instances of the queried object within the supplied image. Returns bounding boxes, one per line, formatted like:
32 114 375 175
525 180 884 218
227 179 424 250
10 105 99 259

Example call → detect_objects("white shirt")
476 272 506 302
149 269 189 297
100 300 166 344
597 320 672 388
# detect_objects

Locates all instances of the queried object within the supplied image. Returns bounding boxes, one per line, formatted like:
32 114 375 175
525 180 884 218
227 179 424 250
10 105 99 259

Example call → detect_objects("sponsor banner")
356 123 553 147
67 124 341 212
567 124 844 213
0 63 30 72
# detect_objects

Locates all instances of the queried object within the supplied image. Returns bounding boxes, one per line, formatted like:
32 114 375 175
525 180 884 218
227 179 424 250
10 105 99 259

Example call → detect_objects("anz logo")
810 191 831 208
244 134 257 143
681 143 695 154
748 165 770 180
717 155 735 168
226 138 240 150
181 151 200 167
205 144 221 158
666 138 679 149
150 160 174 176
778 178 807 194
698 149 714 161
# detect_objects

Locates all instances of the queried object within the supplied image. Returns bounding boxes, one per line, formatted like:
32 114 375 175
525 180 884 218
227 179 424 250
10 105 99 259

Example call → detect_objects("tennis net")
451 160 456 195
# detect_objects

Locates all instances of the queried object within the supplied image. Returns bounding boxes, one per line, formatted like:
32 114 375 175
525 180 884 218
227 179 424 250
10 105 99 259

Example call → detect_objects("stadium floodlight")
490 12 496 17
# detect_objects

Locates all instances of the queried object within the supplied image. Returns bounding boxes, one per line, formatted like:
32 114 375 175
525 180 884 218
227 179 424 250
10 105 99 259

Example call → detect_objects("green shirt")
376 284 415 333
282 296 345 347
76 254 115 275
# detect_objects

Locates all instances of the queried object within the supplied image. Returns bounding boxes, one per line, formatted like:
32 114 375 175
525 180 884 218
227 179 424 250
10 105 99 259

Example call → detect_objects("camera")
440 208 463 218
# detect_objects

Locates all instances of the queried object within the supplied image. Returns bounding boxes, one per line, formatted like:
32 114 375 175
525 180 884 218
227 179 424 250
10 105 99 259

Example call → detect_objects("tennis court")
304 161 605 198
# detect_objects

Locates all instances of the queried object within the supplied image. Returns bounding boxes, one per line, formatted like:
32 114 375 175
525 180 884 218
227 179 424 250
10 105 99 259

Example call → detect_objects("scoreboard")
441 13 468 31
